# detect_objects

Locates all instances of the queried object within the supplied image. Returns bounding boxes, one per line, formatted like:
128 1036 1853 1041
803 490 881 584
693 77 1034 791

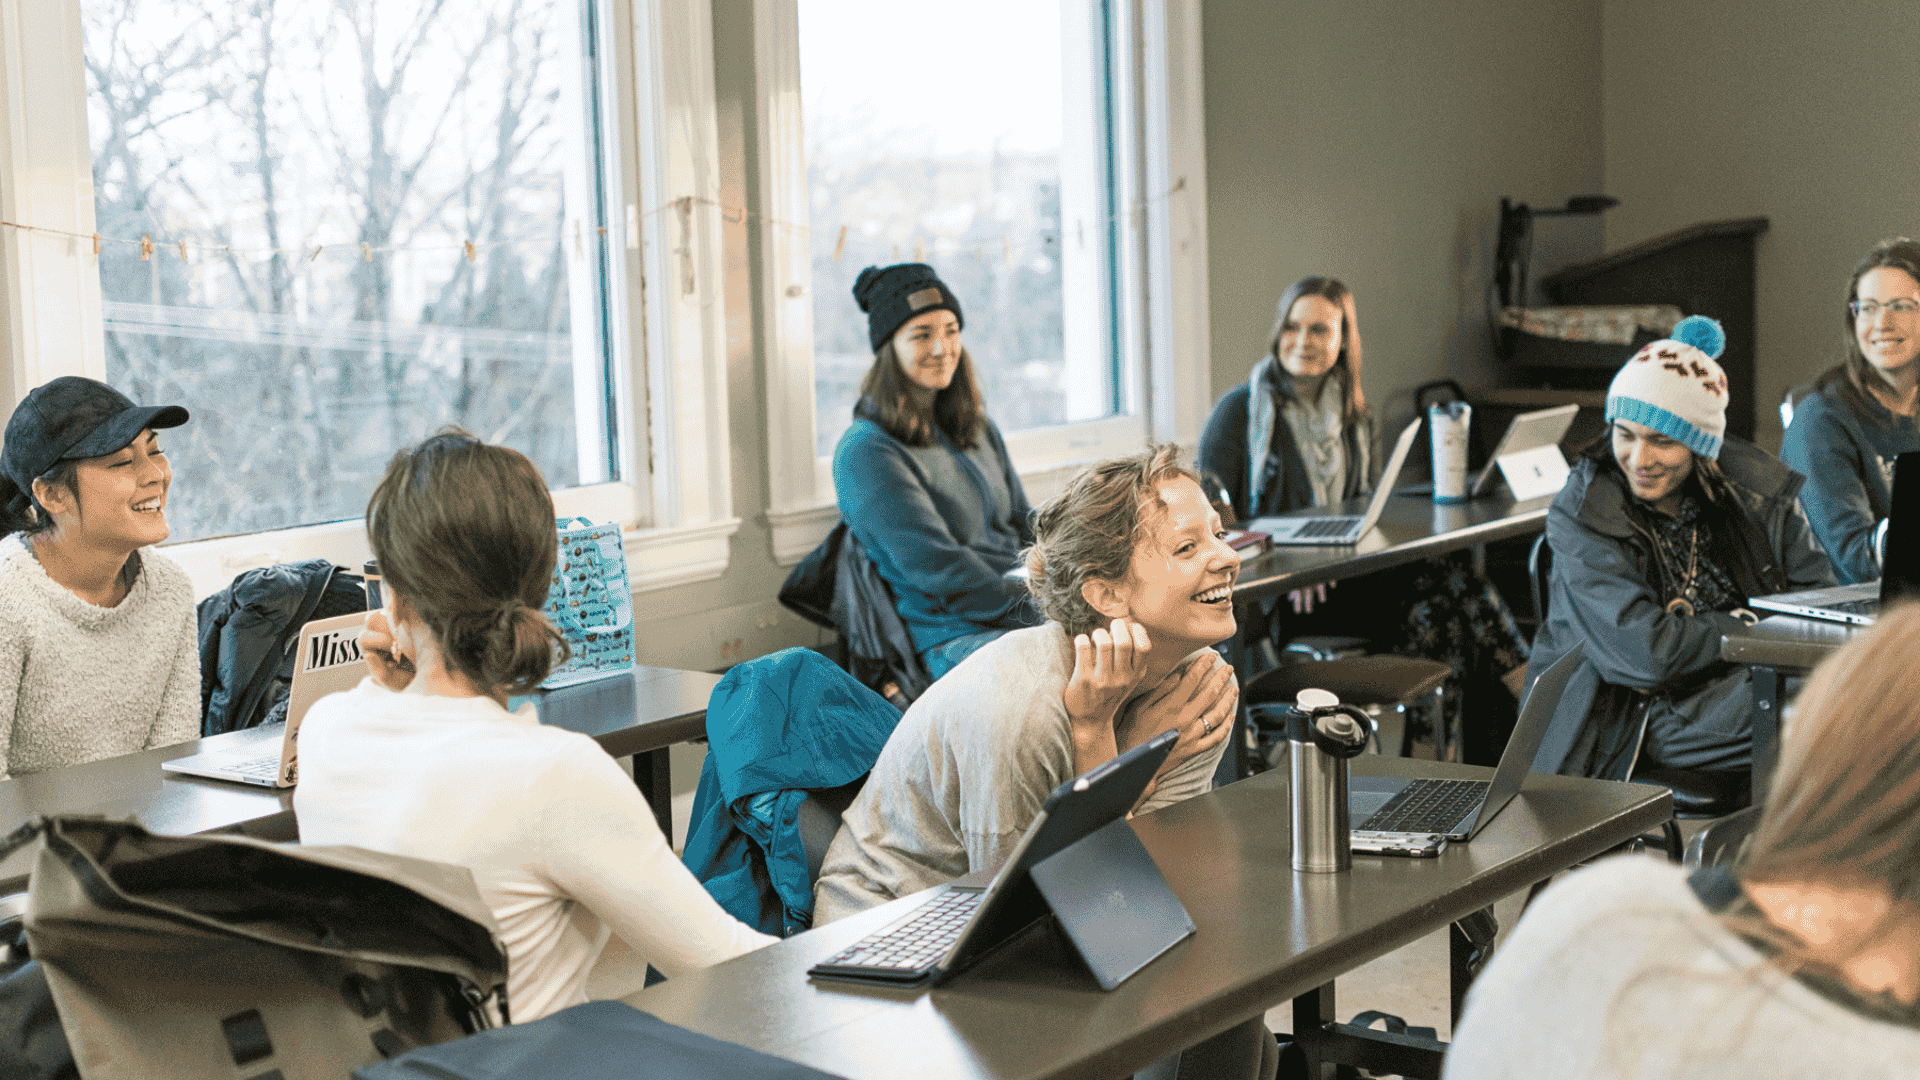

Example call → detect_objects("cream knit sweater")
0 533 200 779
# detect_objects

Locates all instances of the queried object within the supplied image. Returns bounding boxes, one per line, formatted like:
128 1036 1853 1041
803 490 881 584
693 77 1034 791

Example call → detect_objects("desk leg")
633 748 673 841
1750 665 1783 807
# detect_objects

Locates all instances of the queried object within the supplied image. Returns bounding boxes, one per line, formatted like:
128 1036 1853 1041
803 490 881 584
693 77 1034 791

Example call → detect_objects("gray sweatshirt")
0 533 199 779
813 623 1225 924
1448 856 1920 1078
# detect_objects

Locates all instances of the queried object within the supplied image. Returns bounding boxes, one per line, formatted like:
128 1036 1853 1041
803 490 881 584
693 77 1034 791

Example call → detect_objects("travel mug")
363 560 383 610
1429 401 1471 503
1287 688 1374 873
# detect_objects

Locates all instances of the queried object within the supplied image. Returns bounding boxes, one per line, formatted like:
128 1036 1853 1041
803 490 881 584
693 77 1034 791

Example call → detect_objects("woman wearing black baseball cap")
832 263 1040 690
0 376 199 778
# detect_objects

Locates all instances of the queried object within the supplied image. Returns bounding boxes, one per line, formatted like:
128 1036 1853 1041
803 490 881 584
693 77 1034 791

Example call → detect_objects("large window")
82 0 620 542
796 0 1121 457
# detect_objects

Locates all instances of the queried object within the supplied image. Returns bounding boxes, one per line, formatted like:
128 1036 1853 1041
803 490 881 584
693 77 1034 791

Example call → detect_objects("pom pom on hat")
1606 328 1730 459
1670 314 1726 360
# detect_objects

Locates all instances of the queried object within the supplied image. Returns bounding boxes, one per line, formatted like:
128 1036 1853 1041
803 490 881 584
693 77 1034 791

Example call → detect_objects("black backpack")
197 560 368 736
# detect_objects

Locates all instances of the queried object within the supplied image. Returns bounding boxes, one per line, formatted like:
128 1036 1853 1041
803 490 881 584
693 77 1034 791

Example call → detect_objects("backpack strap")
230 564 340 732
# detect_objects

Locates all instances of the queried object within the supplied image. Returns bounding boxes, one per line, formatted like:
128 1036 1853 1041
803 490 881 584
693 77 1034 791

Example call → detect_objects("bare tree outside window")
84 0 615 542
798 0 1120 458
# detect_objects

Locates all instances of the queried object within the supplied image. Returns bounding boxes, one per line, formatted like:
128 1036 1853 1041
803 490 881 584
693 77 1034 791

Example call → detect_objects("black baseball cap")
2 377 189 498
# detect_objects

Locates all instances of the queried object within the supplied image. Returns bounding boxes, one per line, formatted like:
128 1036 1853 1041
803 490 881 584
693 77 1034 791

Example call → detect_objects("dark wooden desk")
0 665 720 893
623 756 1670 1080
1721 614 1858 805
1233 490 1552 604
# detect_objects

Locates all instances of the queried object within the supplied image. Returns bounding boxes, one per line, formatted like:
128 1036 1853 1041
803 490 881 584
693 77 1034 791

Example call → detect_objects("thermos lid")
363 560 380 575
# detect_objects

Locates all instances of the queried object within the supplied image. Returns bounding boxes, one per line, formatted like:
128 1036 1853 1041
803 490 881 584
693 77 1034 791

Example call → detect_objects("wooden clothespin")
832 225 847 262
464 240 476 263
140 235 153 261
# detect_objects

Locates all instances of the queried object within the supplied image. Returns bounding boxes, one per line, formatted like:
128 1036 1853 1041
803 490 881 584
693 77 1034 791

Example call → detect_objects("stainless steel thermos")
1287 688 1374 873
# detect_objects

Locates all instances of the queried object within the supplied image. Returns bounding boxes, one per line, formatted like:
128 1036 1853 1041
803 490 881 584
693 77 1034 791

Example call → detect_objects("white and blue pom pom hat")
1605 315 1730 459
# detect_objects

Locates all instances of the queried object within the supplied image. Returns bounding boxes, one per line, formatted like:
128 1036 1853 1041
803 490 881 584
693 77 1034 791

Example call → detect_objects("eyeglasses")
1850 298 1920 318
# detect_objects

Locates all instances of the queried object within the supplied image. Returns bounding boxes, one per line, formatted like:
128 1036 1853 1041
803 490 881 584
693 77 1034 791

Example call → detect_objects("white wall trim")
764 502 839 565
630 0 734 554
1140 0 1211 447
625 515 742 590
0 0 104 409
751 0 825 536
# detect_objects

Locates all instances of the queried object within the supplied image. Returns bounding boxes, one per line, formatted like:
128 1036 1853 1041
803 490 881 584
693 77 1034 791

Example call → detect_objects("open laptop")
1246 420 1422 546
809 729 1189 991
1346 642 1582 856
163 611 369 788
1751 450 1920 626
1469 403 1580 497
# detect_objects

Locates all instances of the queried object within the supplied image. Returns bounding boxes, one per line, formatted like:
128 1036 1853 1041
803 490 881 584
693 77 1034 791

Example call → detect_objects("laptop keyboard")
224 752 283 783
817 889 983 975
1361 778 1490 834
1825 598 1878 616
1294 517 1358 539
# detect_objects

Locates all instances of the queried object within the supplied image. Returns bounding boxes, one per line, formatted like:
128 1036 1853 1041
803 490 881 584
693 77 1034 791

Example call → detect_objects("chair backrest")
1780 381 1814 430
1683 804 1762 870
1528 532 1553 629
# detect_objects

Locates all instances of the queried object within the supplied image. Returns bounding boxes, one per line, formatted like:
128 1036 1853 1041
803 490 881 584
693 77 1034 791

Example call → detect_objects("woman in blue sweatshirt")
1781 237 1920 583
832 263 1039 680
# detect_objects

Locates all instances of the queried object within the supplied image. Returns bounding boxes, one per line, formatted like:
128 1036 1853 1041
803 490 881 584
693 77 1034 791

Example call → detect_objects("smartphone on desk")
1222 528 1269 553
1350 832 1448 858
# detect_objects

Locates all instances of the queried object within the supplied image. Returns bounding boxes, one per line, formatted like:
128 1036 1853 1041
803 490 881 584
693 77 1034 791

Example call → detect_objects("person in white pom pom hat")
1524 315 1836 782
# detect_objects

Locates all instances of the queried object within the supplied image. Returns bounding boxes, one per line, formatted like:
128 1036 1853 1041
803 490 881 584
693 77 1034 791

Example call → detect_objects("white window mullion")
0 0 103 408
1139 0 1210 448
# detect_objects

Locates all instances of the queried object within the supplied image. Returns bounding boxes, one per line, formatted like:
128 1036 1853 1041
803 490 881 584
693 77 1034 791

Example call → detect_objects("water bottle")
1288 688 1374 873
363 560 383 610
1429 401 1471 503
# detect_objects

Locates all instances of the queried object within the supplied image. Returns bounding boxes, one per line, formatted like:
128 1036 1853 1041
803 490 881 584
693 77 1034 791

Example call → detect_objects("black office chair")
1529 533 1749 860
1683 804 1761 870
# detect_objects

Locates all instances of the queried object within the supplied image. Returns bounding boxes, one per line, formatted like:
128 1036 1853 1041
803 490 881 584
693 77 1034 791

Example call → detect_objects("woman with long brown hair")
832 263 1038 681
1782 236 1920 583
295 430 773 1022
1450 603 1920 1076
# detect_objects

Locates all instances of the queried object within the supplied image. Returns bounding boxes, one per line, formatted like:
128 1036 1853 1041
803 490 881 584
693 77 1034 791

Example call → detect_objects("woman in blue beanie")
832 263 1039 682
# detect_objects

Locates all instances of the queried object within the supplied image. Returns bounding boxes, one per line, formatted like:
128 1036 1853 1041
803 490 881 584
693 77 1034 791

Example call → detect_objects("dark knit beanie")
852 263 964 352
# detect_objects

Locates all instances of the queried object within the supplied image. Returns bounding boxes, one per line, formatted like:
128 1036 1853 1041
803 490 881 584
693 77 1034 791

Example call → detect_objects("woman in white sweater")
0 376 197 779
1448 604 1920 1077
294 429 773 1022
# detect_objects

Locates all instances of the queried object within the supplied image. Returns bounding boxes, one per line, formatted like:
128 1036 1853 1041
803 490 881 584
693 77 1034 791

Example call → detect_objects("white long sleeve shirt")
294 679 774 1022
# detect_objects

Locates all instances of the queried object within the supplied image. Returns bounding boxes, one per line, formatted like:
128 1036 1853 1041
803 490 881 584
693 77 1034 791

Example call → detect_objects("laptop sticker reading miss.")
163 612 369 788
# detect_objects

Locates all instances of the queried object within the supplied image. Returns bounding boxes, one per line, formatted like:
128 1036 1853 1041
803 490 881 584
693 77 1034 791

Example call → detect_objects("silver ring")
1202 718 1213 734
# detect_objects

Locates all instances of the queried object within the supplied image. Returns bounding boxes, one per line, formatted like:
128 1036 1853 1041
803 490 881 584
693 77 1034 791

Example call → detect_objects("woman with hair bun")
295 429 773 1023
832 263 1039 681
1782 237 1920 583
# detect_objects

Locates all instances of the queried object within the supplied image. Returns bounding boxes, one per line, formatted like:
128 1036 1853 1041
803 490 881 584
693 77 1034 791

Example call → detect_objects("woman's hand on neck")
29 530 136 608
391 609 510 708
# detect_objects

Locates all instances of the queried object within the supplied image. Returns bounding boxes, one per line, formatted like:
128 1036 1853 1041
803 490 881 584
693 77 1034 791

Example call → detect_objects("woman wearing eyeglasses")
1781 237 1920 583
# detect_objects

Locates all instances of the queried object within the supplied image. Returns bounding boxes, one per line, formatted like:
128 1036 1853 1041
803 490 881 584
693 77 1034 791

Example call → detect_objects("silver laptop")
1751 450 1920 626
1346 642 1581 855
1246 420 1422 546
163 611 369 788
1470 403 1580 497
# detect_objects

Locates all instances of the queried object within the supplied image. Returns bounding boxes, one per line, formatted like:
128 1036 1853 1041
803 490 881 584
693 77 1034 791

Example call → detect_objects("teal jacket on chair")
681 648 902 937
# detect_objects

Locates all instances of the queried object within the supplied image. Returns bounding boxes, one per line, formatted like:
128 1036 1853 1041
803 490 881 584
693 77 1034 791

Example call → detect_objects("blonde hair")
1023 445 1197 636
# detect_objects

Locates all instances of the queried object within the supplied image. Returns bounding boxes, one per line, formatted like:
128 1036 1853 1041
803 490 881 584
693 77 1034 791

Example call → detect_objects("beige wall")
1200 0 1606 433
1602 0 1920 452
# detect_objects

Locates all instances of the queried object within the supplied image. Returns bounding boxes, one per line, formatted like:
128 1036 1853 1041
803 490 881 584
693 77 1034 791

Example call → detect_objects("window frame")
756 0 1210 563
0 0 740 597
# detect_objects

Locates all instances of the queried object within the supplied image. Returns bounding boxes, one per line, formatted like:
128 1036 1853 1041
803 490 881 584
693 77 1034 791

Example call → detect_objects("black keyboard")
1294 516 1359 539
814 888 983 978
1361 778 1489 834
1826 598 1878 616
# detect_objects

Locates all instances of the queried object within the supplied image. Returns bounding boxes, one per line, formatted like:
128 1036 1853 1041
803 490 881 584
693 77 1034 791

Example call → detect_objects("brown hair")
2 459 81 537
1729 603 1920 978
854 339 986 449
366 428 569 694
1817 236 1920 421
1266 276 1369 425
1024 444 1199 636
